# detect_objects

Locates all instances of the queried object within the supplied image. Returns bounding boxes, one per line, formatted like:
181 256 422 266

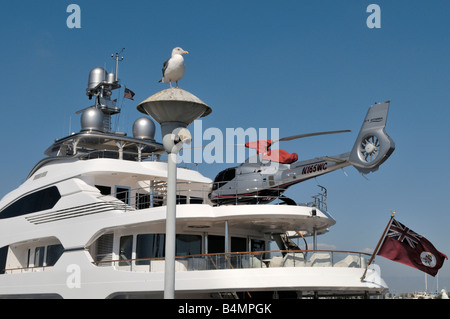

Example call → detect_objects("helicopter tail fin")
348 101 395 174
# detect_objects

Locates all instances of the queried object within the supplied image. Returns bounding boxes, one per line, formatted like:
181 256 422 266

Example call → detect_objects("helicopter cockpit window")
223 168 236 181
212 168 236 190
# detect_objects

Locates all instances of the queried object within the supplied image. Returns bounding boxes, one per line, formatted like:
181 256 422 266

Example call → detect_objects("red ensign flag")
377 218 447 276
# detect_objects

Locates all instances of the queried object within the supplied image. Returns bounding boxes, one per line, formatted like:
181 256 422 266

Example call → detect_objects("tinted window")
136 234 165 265
189 197 203 204
26 249 31 268
46 244 64 266
176 234 202 256
119 236 133 266
251 239 266 252
116 187 129 204
231 237 247 253
212 168 236 190
135 234 202 265
0 186 61 220
0 246 8 275
136 193 150 209
95 185 111 196
177 195 187 204
224 168 236 181
34 247 45 267
208 235 225 254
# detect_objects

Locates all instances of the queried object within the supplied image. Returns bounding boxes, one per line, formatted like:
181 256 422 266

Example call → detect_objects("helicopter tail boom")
348 101 395 174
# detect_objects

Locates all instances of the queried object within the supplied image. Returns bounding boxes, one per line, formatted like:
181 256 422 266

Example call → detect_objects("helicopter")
209 101 395 205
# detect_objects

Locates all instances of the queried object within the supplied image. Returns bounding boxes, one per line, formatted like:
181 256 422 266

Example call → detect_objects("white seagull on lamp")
159 47 189 88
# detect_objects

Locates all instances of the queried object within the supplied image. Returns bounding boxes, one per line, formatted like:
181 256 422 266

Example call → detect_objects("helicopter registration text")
301 162 328 175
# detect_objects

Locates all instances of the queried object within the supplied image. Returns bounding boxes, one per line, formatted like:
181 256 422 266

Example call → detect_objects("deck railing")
98 181 305 210
92 250 370 272
3 265 53 274
1 250 370 275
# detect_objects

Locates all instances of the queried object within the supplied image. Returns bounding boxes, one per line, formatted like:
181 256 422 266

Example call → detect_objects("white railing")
3 265 52 274
92 250 369 272
1 250 369 275
98 181 303 210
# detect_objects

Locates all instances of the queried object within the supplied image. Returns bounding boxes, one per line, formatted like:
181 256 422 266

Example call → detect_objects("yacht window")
34 246 45 267
95 185 111 196
27 249 31 268
136 193 150 209
0 246 8 275
176 235 202 256
231 237 247 253
0 186 61 220
46 244 64 266
119 235 133 266
251 239 266 252
189 197 203 204
177 195 187 204
208 235 225 254
115 187 130 204
136 234 165 265
135 234 202 264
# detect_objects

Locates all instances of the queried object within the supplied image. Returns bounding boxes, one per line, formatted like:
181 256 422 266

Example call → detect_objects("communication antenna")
112 48 125 82
82 50 125 132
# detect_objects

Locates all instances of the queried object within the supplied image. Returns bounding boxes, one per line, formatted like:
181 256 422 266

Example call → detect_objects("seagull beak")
183 51 189 54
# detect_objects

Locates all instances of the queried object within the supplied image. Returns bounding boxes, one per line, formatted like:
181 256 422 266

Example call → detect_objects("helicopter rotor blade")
182 130 351 150
272 130 351 144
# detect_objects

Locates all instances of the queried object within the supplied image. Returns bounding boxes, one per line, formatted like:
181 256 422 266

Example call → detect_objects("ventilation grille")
26 201 133 225
95 233 114 266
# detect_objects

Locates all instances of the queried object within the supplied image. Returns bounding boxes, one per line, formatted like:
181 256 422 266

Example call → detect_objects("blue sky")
0 1 449 294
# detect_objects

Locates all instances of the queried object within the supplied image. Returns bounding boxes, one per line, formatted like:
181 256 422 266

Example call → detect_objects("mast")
112 48 125 82
84 49 125 132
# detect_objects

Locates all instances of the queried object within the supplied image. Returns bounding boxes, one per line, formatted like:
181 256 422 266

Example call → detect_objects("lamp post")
137 88 211 299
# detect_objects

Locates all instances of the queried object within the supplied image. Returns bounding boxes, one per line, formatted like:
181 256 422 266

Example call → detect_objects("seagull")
159 47 189 88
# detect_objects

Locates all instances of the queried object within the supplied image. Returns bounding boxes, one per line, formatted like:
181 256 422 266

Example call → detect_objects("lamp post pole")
137 88 212 299
162 129 187 299
164 151 178 299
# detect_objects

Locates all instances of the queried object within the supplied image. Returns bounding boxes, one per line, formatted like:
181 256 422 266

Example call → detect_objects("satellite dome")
133 117 156 140
88 67 107 89
80 107 104 132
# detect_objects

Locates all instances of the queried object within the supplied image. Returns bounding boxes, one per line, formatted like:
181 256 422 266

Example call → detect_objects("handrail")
92 249 370 266
3 265 54 273
98 181 303 210
1 250 370 274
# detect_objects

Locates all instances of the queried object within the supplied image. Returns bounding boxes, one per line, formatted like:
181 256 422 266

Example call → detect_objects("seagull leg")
176 81 179 88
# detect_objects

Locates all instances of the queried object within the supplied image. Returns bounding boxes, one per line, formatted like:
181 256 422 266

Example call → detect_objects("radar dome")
133 117 156 140
81 107 104 132
88 67 107 89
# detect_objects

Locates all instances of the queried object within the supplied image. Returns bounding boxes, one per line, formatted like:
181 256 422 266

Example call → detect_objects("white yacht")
0 58 389 299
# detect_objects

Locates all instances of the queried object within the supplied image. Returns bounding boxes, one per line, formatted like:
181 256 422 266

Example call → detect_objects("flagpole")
361 211 396 281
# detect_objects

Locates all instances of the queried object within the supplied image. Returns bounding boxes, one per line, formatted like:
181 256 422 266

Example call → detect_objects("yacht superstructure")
0 56 388 299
